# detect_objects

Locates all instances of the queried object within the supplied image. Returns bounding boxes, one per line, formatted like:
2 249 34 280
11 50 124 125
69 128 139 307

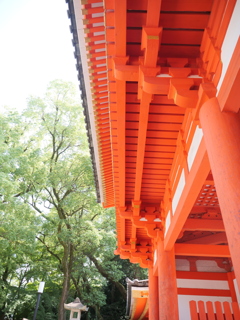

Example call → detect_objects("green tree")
18 80 104 320
0 80 146 320
0 110 41 320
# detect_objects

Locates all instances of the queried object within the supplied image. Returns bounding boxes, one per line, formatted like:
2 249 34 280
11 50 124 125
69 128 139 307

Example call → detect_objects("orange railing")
190 300 240 320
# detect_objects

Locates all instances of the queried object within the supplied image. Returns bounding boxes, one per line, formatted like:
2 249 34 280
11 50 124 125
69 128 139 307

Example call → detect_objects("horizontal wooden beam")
175 243 230 258
183 219 225 232
178 288 231 297
184 233 227 245
176 271 228 281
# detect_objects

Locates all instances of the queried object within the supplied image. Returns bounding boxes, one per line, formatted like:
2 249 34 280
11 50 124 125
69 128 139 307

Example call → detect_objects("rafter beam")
146 0 162 27
175 243 230 258
184 233 227 245
114 0 126 56
133 92 152 203
183 219 225 232
115 80 126 207
132 0 162 211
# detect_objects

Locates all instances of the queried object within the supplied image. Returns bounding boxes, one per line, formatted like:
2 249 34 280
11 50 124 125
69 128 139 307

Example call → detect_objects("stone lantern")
64 298 88 320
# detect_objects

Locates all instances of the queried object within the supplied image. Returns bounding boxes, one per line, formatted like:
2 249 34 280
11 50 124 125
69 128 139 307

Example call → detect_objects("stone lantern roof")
64 298 88 311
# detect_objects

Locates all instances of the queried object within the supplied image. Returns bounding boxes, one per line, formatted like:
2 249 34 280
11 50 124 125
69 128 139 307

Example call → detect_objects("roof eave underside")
66 0 104 203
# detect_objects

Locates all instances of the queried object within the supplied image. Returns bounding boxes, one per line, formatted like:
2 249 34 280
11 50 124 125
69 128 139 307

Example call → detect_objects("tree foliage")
0 80 147 320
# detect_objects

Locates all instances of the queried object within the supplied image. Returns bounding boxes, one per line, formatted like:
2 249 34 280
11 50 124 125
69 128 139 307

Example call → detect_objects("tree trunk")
0 311 5 320
94 305 103 320
58 243 74 320
111 284 115 303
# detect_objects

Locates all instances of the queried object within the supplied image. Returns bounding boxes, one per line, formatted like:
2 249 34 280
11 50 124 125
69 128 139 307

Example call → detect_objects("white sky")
0 0 79 110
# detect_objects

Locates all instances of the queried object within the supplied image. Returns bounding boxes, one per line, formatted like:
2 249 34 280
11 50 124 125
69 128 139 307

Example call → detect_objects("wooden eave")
69 0 236 268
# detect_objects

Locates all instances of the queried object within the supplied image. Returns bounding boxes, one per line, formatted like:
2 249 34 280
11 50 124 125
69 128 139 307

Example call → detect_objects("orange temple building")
66 0 240 319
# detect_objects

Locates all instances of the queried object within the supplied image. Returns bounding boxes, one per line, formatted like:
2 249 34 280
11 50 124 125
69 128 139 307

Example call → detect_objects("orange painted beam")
146 0 161 27
134 92 152 202
113 64 139 82
114 0 126 56
215 0 237 48
175 243 230 258
176 270 228 280
209 0 228 39
183 219 225 232
227 272 238 303
141 27 162 67
119 214 125 244
125 0 213 11
143 76 200 101
168 78 199 108
184 232 227 245
232 302 240 319
164 140 210 251
178 288 231 297
115 80 126 207
131 223 137 248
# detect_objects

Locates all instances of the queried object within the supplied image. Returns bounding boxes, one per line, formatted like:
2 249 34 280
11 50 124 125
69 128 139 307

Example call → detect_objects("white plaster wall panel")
186 121 193 143
154 249 157 266
217 0 240 92
92 2 103 8
132 287 149 297
172 169 185 215
176 259 190 271
156 74 172 77
187 126 203 171
196 260 227 273
233 278 240 304
172 164 180 188
177 279 229 290
92 12 104 18
94 22 104 28
178 295 232 320
164 210 171 237
188 75 202 78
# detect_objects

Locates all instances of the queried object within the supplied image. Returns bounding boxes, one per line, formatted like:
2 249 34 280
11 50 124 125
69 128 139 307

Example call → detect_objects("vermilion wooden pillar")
199 97 240 289
148 268 159 320
157 240 179 320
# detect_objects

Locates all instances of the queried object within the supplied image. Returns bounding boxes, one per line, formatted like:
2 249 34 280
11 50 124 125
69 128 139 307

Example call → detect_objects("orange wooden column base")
199 97 240 290
157 240 179 320
148 268 159 320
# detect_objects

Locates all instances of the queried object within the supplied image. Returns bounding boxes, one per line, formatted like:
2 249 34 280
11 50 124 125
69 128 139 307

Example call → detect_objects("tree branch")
87 254 126 300
36 235 62 264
